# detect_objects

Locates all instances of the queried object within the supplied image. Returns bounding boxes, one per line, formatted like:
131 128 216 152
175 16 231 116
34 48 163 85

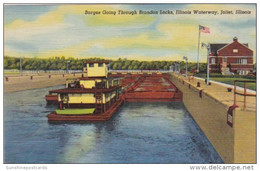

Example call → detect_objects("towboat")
47 60 123 121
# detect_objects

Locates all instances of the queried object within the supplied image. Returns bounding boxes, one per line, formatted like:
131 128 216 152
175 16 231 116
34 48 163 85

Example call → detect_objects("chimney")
233 37 238 42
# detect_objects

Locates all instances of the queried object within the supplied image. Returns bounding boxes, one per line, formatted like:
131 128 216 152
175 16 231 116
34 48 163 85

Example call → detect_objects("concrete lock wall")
170 74 256 164
233 109 256 163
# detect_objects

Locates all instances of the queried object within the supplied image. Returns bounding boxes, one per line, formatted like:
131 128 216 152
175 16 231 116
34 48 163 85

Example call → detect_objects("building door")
222 57 227 68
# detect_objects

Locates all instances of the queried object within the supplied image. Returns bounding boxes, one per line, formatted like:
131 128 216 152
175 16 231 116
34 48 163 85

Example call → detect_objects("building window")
233 49 238 53
223 57 227 62
89 63 94 67
237 59 247 64
242 59 247 64
98 63 103 67
211 58 215 64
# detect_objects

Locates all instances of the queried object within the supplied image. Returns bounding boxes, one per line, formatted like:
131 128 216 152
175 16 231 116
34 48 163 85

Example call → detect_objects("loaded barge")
46 61 182 121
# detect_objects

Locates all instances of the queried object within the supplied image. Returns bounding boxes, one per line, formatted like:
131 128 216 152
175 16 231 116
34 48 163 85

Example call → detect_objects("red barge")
46 61 182 122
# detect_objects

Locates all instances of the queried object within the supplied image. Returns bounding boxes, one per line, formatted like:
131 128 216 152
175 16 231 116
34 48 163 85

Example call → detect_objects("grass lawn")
196 75 256 91
209 77 256 91
4 70 20 75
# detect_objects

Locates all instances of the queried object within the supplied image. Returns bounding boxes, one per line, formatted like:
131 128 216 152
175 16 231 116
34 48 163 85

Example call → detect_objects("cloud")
5 22 71 42
4 5 156 57
5 9 64 30
4 4 256 62
5 4 156 30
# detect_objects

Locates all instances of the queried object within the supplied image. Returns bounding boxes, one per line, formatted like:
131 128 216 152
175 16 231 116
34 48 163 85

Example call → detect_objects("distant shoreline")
3 73 81 93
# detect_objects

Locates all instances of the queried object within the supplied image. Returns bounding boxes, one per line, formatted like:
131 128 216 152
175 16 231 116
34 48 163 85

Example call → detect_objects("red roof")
210 37 253 56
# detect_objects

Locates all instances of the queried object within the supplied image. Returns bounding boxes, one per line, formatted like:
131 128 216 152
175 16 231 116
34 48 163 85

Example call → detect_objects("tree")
128 65 133 70
4 59 9 69
133 64 139 70
163 65 169 70
199 63 207 73
49 63 57 70
112 63 118 70
140 63 146 70
122 65 128 70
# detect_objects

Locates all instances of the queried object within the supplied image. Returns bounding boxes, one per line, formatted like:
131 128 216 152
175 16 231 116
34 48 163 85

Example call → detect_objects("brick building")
209 37 254 75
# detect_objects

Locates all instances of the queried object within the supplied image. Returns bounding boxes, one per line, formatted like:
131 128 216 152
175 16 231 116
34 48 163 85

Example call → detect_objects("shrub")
194 73 256 80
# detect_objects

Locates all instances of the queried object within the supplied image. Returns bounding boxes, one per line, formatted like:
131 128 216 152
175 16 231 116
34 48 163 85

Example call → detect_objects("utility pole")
66 61 70 74
183 56 188 77
20 56 24 76
201 43 210 85
197 26 201 72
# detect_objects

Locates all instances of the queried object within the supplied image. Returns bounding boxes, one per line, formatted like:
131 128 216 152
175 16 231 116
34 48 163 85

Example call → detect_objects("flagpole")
197 25 201 73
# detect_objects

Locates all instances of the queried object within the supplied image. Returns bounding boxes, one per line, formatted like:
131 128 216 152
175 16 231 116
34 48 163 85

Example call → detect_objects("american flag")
199 25 210 33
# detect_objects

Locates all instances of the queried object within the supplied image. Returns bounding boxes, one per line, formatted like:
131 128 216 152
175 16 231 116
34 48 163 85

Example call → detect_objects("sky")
4 4 256 62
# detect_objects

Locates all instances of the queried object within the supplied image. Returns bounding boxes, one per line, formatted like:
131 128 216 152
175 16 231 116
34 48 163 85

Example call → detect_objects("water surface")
4 86 223 164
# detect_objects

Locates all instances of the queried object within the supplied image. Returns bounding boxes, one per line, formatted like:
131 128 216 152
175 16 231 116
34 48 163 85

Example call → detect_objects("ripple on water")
4 86 223 164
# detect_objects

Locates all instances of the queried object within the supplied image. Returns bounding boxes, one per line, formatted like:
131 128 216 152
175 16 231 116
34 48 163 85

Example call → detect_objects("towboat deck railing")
234 80 256 109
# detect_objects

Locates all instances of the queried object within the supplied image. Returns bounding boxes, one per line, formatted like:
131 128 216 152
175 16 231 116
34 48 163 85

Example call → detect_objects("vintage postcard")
3 2 257 168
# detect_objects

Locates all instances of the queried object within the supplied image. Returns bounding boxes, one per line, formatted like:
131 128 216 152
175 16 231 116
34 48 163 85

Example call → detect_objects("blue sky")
4 4 256 62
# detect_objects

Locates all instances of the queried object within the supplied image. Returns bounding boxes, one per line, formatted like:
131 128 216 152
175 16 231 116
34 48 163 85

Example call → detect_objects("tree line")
4 56 207 72
4 56 85 70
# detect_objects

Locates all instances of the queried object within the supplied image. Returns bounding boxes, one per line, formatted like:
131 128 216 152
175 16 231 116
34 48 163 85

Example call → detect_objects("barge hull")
47 99 123 121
